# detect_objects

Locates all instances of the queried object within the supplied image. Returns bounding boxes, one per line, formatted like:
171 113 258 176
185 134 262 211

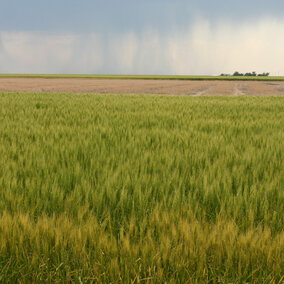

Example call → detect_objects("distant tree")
244 72 256 77
229 71 270 77
233 71 243 76
258 72 270 76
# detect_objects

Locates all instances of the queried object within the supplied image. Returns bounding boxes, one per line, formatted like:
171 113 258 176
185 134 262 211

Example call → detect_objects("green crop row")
0 93 283 282
0 74 284 81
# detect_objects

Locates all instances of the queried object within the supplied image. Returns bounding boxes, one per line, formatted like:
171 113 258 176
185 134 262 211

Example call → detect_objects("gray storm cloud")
0 18 283 75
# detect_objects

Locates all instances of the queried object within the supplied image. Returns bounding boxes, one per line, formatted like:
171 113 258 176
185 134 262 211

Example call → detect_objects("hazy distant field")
1 74 284 81
1 77 284 96
0 93 283 282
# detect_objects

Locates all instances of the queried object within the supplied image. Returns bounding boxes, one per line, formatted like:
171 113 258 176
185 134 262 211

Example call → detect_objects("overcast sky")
1 0 284 75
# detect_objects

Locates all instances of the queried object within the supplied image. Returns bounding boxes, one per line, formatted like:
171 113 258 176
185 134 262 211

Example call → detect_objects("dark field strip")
1 73 284 81
0 93 283 282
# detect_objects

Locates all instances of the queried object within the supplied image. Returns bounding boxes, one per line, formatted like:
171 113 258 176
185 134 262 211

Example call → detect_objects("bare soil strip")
0 78 284 95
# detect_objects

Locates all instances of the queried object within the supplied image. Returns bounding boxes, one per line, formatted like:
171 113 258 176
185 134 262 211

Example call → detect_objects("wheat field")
0 93 283 283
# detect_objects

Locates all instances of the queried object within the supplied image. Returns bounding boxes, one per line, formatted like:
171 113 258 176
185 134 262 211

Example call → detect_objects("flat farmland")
1 77 284 95
0 93 283 282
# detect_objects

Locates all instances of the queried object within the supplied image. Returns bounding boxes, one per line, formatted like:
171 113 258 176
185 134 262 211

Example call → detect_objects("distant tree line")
220 71 270 77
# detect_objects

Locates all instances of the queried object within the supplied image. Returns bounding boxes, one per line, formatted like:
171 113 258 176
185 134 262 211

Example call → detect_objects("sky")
0 0 284 75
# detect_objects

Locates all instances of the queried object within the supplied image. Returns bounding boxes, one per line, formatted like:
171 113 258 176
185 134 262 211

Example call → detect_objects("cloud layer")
1 0 284 33
1 18 284 75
